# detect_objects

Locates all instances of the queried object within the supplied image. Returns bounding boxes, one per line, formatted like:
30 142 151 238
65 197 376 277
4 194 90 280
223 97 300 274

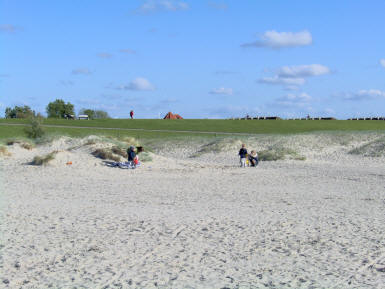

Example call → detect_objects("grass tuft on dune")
31 151 57 165
349 137 385 157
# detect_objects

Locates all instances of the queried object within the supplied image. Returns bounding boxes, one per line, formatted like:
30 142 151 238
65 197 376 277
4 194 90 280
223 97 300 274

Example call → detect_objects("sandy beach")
1 133 385 288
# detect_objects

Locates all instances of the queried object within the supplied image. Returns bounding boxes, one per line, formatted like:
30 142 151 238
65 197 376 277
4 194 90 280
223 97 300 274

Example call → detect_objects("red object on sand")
163 112 183 119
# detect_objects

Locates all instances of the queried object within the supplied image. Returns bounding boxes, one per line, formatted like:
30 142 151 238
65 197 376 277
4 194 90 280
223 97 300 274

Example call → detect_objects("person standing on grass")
130 110 134 119
239 144 248 167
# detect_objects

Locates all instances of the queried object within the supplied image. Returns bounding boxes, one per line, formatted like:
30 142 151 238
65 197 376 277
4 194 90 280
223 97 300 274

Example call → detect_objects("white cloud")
114 77 155 91
209 87 233 95
138 1 189 13
97 53 113 59
277 93 312 102
274 93 313 109
277 64 330 78
344 89 385 101
242 30 312 49
380 59 385 68
259 64 330 89
259 76 305 86
72 68 92 75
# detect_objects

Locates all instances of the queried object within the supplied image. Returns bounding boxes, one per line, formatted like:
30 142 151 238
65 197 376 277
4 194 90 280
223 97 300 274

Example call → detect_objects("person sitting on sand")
127 146 137 167
239 144 248 167
249 150 259 167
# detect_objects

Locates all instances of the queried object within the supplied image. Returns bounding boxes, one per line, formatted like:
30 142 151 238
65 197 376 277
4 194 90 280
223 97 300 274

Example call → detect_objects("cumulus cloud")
241 30 312 49
380 59 385 68
113 77 155 91
0 24 20 33
343 89 385 101
119 49 136 54
97 53 113 59
138 1 189 13
259 64 330 89
277 93 312 102
72 68 92 75
277 64 330 78
274 93 313 110
209 87 233 95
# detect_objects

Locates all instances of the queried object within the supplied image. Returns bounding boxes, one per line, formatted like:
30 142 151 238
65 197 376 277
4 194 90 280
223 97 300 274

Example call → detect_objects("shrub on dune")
31 152 57 165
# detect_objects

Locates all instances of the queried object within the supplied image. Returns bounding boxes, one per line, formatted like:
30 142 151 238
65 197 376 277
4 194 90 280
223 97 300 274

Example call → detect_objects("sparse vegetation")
349 137 385 157
92 148 121 162
258 147 306 161
0 145 11 156
139 152 153 162
111 146 128 158
31 151 57 165
20 142 34 150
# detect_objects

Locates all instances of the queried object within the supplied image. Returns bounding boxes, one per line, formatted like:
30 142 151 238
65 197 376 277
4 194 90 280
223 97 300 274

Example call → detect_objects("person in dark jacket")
239 144 248 167
249 150 259 167
127 146 136 166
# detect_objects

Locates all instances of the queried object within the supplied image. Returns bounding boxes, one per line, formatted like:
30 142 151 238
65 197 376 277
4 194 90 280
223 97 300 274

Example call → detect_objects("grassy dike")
1 118 385 139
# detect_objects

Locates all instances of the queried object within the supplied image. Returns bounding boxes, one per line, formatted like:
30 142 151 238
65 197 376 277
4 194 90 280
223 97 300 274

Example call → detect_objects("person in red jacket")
130 110 134 119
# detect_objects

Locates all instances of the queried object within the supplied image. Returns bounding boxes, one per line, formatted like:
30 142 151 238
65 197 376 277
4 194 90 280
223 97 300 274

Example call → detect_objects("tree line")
4 99 110 119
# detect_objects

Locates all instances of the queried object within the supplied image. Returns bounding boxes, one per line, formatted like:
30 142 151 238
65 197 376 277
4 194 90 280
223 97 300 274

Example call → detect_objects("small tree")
94 110 110 119
79 108 95 119
46 99 74 118
5 105 35 118
24 118 45 139
79 109 110 119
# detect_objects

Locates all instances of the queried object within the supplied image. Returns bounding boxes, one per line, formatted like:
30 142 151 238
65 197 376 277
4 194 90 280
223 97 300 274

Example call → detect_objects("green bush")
24 118 45 139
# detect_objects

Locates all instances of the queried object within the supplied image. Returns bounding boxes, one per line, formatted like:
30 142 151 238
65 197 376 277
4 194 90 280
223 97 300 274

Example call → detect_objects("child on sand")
239 144 248 167
127 146 137 167
249 150 259 167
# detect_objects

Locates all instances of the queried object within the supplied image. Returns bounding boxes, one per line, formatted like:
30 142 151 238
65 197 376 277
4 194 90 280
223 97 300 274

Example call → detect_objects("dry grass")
20 142 34 150
31 151 57 165
349 137 385 157
111 146 128 158
258 146 306 161
92 148 121 162
6 139 22 146
0 146 11 157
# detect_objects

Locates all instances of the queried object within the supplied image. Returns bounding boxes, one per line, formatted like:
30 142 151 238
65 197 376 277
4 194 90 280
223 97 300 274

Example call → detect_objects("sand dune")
1 133 384 288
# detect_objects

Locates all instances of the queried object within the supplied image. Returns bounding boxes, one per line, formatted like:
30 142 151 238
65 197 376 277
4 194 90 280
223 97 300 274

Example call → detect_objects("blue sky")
1 0 385 119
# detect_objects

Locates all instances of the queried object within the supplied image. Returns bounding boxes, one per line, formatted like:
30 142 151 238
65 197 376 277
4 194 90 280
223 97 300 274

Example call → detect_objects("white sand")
1 133 385 288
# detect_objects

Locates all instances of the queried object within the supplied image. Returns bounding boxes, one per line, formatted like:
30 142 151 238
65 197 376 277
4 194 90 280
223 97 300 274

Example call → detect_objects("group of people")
126 144 258 169
239 144 259 168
